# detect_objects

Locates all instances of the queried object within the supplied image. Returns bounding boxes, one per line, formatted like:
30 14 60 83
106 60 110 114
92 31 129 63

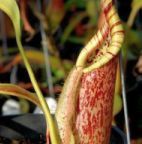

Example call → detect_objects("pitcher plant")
56 0 124 143
0 0 124 144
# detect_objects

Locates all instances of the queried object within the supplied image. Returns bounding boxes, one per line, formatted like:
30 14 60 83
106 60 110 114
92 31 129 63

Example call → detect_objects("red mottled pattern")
75 56 118 144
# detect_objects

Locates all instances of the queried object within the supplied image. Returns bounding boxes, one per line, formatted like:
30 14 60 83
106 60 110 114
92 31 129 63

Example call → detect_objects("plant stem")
16 39 60 144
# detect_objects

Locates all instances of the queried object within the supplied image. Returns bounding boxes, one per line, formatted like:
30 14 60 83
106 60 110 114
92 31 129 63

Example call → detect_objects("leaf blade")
0 1 60 143
0 84 41 108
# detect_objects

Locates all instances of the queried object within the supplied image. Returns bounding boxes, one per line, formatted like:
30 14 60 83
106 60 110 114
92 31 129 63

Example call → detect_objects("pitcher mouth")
85 30 111 67
76 1 124 73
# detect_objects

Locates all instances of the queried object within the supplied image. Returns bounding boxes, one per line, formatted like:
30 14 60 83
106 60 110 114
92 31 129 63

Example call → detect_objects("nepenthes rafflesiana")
55 0 124 143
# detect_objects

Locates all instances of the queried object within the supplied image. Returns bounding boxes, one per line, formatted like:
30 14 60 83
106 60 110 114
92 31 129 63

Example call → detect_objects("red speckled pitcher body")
75 56 118 144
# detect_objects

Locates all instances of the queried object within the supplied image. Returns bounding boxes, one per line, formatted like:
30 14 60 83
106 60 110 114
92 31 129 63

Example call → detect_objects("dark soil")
0 135 46 144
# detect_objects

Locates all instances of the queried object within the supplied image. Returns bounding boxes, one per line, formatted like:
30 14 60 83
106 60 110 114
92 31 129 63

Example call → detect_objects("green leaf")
113 94 122 116
0 0 60 143
127 0 142 27
0 84 41 108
